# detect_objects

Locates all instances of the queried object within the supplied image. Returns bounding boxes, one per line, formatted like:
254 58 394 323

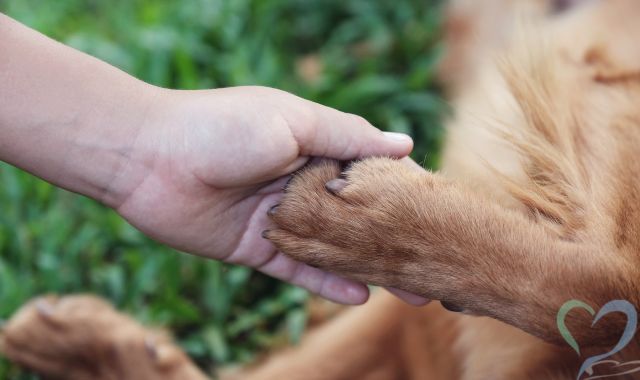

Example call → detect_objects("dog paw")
0 295 208 380
266 157 435 289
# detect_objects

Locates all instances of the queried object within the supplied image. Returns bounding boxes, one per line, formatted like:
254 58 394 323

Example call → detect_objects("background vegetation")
0 0 445 378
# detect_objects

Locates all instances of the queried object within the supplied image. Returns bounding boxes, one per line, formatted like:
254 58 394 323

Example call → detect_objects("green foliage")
0 0 445 378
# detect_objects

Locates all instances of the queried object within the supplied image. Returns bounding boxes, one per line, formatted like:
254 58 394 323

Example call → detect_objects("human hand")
0 15 426 305
109 86 417 304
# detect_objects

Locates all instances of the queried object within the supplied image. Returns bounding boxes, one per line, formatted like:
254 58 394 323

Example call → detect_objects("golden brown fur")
3 0 640 379
0 295 209 380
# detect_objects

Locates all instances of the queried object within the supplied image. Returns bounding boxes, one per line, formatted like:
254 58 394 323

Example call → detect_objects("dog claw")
268 204 279 216
441 301 464 313
261 230 271 239
283 175 295 191
325 179 348 195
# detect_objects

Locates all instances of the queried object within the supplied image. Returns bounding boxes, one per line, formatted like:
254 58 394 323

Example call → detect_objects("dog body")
259 1 640 378
3 1 640 379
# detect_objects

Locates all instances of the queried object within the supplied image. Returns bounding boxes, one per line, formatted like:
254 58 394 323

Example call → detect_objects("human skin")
0 13 426 305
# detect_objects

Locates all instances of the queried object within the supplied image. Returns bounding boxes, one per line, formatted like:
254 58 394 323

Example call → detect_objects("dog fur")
3 0 640 378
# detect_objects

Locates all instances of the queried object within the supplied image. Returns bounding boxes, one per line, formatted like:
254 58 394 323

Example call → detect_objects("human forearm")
0 13 158 205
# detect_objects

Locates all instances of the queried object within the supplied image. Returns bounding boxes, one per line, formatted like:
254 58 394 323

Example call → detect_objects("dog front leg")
267 158 639 349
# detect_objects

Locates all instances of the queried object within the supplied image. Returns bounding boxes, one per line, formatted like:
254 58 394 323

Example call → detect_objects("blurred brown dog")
3 0 640 379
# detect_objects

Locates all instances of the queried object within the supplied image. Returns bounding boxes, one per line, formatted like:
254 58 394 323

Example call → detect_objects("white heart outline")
556 300 638 380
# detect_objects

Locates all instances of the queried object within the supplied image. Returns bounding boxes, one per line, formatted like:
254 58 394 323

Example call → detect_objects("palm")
114 86 415 304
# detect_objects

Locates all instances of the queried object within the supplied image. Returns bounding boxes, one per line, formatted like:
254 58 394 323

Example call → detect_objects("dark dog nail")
441 301 464 313
325 179 348 194
283 176 295 191
340 160 356 174
261 230 271 239
267 204 279 216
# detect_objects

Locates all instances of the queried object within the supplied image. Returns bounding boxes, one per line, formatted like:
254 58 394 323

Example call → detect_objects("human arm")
0 13 423 304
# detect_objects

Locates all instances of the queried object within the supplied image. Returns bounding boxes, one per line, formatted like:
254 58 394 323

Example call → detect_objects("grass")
0 0 446 378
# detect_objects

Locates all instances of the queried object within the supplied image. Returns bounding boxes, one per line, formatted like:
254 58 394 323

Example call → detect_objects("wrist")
99 86 219 212
82 82 165 207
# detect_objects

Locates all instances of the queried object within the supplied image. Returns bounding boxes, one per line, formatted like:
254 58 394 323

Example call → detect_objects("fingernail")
267 204 279 216
145 336 158 360
383 131 413 143
345 283 369 305
325 179 348 194
261 230 271 239
36 300 55 317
